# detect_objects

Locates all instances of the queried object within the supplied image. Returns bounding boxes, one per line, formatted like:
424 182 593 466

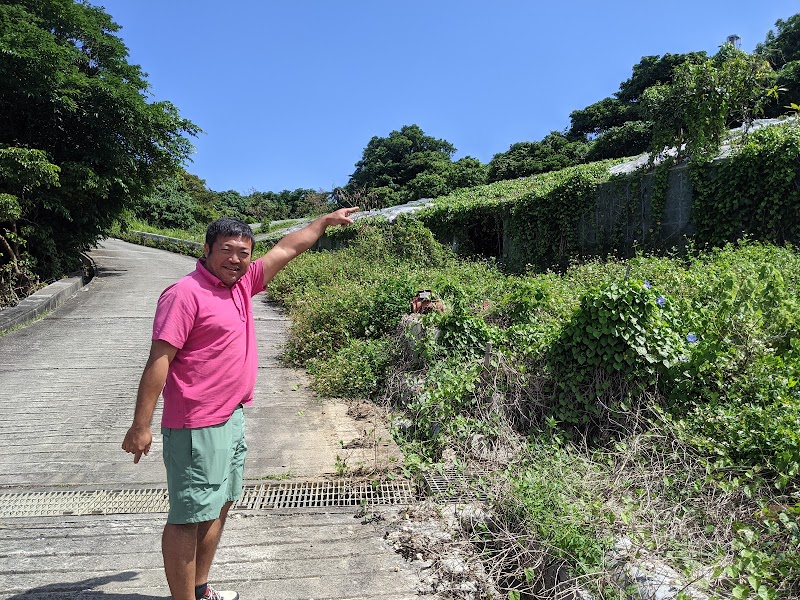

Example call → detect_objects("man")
121 207 358 600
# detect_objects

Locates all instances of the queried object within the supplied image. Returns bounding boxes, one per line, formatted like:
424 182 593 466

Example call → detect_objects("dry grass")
381 342 800 598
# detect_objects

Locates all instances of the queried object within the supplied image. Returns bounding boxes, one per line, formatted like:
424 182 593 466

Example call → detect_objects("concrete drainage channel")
0 471 487 518
0 479 417 518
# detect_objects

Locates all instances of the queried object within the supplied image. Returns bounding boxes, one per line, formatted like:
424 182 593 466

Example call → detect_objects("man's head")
205 218 255 250
203 218 255 287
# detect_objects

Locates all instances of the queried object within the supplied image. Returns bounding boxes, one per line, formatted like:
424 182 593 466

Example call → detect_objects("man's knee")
164 521 200 541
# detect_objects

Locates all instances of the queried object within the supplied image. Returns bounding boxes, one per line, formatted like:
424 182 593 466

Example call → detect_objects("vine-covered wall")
420 122 800 273
578 164 695 256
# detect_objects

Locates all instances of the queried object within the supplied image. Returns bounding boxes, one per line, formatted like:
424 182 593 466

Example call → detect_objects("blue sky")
96 1 799 194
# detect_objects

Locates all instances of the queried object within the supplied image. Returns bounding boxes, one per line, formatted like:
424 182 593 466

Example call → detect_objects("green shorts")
162 406 247 524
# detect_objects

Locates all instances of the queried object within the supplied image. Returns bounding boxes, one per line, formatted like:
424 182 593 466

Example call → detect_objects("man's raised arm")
259 206 359 284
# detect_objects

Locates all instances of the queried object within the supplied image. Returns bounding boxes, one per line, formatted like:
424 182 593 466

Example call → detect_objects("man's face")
203 235 253 287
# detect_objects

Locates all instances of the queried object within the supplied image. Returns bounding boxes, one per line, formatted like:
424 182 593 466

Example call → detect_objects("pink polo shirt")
153 259 266 429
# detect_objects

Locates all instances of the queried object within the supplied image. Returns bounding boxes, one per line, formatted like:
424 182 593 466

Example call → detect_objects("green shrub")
424 286 499 360
282 279 369 363
308 337 397 398
544 278 685 430
723 506 800 600
361 276 417 338
668 262 800 480
394 357 483 461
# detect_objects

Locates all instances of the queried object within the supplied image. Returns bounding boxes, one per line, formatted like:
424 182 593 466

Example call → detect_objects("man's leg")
163 521 200 600
195 501 233 587
161 409 245 598
193 408 246 597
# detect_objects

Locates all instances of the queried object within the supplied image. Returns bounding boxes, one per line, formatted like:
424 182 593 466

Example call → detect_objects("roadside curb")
0 253 95 335
128 230 203 252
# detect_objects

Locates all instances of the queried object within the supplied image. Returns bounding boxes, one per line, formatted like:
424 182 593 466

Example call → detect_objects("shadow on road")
7 572 165 599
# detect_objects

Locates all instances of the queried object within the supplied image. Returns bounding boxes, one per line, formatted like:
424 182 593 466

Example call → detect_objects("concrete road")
0 239 423 599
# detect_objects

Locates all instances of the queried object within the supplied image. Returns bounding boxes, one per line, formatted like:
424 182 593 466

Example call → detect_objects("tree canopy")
755 15 800 113
487 132 589 182
0 0 198 302
344 124 486 207
757 14 800 69
644 44 776 161
130 169 331 232
565 52 708 161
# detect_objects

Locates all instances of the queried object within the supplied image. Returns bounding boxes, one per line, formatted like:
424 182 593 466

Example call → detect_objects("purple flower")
643 280 652 290
656 296 665 307
679 355 689 362
687 333 698 343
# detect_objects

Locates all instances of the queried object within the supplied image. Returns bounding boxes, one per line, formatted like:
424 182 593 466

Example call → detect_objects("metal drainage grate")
0 479 415 518
419 468 488 502
0 488 170 518
239 479 414 510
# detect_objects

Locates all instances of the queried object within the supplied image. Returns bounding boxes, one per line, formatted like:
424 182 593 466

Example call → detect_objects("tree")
488 132 589 182
178 171 218 211
0 147 59 304
214 190 248 220
346 125 457 206
643 44 775 161
755 14 800 115
128 168 226 231
757 14 800 69
569 97 635 138
446 157 488 190
567 52 707 160
0 0 199 290
615 52 708 104
243 188 325 222
585 121 652 161
774 60 800 111
293 190 332 217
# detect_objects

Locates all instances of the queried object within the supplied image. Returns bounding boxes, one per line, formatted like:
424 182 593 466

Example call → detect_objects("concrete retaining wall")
579 164 695 253
128 230 203 253
0 253 94 334
448 162 698 268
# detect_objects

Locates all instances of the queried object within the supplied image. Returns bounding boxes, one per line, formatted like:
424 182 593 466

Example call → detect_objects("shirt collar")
196 259 228 288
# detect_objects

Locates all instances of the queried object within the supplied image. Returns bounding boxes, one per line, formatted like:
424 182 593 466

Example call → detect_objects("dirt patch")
333 399 404 476
346 399 385 421
381 500 502 599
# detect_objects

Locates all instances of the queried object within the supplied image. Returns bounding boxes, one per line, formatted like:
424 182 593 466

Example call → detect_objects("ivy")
545 279 685 431
690 122 800 247
419 160 622 272
648 157 674 243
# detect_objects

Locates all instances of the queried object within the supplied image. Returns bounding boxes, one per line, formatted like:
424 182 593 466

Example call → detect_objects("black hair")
205 218 255 251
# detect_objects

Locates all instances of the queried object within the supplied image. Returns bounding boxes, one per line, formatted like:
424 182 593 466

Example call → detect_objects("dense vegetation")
268 216 800 599
0 0 198 305
108 127 800 596
124 168 329 233
256 106 800 600
338 124 489 209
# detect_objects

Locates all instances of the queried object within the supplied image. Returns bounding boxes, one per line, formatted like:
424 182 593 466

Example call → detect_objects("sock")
195 583 208 599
